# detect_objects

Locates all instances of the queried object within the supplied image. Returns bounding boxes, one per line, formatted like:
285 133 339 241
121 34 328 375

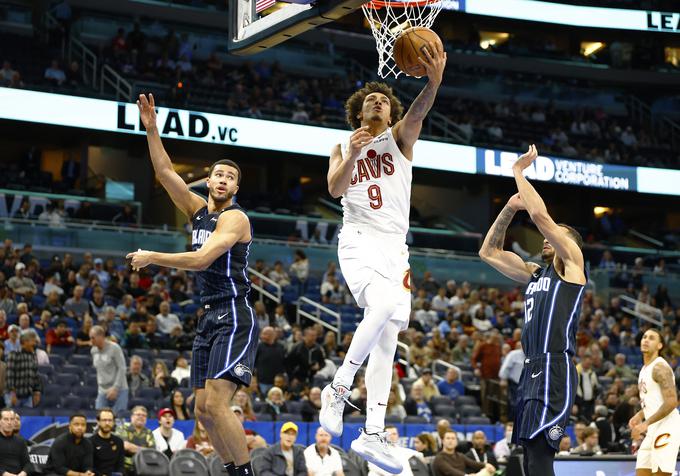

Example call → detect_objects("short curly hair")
345 81 404 130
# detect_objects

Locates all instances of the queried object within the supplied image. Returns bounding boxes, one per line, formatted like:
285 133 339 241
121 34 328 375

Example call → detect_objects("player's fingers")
125 252 134 259
436 40 444 55
149 93 155 108
421 44 434 62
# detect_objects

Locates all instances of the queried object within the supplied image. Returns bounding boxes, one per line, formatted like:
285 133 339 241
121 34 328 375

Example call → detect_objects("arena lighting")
593 206 612 217
445 0 680 34
581 41 606 57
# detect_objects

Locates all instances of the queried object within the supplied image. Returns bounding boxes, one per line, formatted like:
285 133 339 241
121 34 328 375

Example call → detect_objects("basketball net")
362 0 443 79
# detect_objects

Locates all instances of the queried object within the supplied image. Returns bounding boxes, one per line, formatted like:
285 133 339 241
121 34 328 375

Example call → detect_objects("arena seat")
172 449 208 467
404 416 429 424
134 449 170 476
408 456 430 476
208 455 228 476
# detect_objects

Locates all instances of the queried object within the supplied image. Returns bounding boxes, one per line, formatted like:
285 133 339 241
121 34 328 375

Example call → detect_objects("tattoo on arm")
488 206 516 250
647 363 678 424
408 82 439 121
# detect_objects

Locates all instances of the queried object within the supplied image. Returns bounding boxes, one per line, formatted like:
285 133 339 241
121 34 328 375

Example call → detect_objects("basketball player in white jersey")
629 328 679 476
320 43 446 473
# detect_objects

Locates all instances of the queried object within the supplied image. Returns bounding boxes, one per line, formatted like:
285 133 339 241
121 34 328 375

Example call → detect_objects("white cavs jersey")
636 356 680 473
341 127 412 236
337 127 412 323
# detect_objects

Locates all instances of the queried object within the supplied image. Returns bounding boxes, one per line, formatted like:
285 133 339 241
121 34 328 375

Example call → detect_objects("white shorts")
338 224 411 328
636 410 680 473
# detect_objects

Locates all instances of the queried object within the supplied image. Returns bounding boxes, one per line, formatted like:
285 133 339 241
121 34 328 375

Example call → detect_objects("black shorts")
191 297 259 389
511 352 576 450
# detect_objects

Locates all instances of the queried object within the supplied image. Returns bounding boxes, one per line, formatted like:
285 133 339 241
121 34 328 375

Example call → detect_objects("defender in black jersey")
479 145 586 476
127 93 255 476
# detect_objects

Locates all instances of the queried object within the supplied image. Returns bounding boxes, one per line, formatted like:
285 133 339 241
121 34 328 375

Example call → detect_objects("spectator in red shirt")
472 332 502 418
46 320 75 353
0 310 8 341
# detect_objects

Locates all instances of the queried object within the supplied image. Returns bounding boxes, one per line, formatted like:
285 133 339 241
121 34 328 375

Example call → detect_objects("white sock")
333 279 397 389
365 319 400 435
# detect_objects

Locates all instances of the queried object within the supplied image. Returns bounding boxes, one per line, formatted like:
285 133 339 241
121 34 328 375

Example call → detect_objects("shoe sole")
350 440 403 474
319 386 342 438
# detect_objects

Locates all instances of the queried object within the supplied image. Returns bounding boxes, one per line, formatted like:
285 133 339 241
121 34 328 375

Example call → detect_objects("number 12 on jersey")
525 297 534 323
368 184 383 209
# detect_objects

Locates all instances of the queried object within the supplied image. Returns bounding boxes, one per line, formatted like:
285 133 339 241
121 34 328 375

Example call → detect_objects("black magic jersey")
190 204 251 304
522 264 585 357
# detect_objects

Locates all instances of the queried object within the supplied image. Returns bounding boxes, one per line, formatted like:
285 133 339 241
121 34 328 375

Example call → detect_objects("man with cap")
152 408 185 459
4 324 21 356
304 427 344 476
413 368 440 402
90 258 110 288
254 422 307 476
7 263 36 297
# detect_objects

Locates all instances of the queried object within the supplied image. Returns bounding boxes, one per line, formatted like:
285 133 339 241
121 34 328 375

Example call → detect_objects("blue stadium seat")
431 396 454 407
463 416 491 425
82 374 98 388
285 401 303 414
72 386 98 399
49 346 75 358
61 365 83 376
344 415 365 423
404 416 429 424
455 396 477 407
61 395 86 410
434 405 456 417
385 415 403 423
69 355 92 367
129 397 156 411
459 405 481 417
38 364 55 376
131 348 155 362
158 349 180 361
254 413 272 421
18 408 41 416
138 387 163 400
54 373 80 387
183 303 200 314
43 408 71 417
47 354 65 367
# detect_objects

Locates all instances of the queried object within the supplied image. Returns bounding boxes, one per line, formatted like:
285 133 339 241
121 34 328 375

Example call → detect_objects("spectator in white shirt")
449 288 465 308
268 261 291 287
414 302 438 331
152 408 185 459
304 427 345 476
156 301 181 335
42 275 64 296
170 356 191 383
289 250 309 284
44 60 66 86
492 422 515 463
431 288 449 313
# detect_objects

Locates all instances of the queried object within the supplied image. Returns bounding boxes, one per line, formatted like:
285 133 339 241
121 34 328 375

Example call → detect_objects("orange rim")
365 0 440 8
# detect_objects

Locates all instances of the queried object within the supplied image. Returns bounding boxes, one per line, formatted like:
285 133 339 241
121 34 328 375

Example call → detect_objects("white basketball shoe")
350 428 403 474
319 383 354 437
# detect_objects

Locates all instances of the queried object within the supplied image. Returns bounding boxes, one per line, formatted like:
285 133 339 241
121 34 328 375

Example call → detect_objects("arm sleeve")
113 346 127 389
6 352 15 391
116 438 126 472
461 454 485 472
84 439 94 471
49 438 70 475
21 439 34 475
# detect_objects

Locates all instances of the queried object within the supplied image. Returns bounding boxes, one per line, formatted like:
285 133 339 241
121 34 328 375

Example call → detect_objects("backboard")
228 0 366 55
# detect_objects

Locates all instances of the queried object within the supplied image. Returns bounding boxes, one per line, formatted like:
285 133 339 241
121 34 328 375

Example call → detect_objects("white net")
362 0 443 78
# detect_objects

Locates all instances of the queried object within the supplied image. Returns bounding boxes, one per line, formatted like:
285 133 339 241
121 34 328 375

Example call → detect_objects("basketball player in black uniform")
127 94 255 476
479 145 586 476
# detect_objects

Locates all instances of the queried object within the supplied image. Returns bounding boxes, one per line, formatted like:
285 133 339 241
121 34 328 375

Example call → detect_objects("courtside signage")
0 88 677 195
448 0 680 33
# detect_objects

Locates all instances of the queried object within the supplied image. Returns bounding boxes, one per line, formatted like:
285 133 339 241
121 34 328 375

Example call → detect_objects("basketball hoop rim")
364 0 440 9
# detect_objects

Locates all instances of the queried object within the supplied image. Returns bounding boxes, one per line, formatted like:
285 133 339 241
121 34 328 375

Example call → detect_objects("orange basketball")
393 27 442 77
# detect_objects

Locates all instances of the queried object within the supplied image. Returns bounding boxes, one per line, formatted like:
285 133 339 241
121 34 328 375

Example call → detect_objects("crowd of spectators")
0 234 677 476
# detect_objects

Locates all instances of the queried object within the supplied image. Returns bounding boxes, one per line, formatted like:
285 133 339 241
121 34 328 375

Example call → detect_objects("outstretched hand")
137 93 157 131
513 144 539 172
126 249 152 271
417 41 447 85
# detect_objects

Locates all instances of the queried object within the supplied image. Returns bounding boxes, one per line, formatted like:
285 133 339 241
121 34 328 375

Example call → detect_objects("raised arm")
327 127 373 198
479 194 539 283
137 93 206 218
512 145 585 283
392 41 446 158
127 210 250 271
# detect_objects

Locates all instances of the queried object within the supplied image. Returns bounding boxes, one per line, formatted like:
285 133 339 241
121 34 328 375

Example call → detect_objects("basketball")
393 27 443 77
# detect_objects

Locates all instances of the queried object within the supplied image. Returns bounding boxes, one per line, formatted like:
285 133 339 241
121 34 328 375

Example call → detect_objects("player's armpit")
194 210 250 269
530 214 585 281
